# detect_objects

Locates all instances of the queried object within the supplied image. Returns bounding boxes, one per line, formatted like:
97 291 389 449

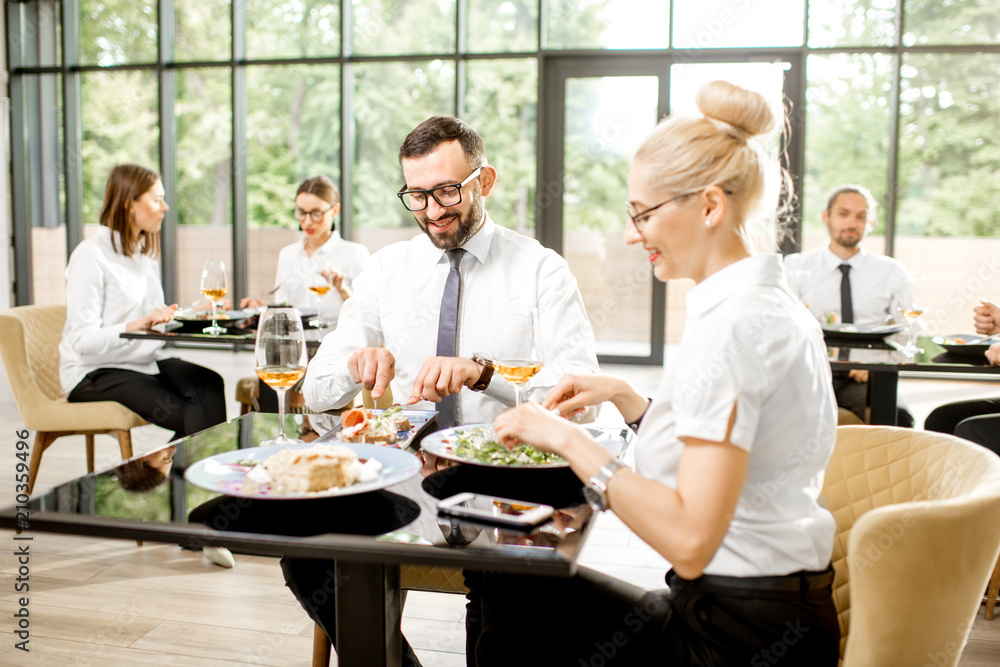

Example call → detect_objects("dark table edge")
0 511 582 578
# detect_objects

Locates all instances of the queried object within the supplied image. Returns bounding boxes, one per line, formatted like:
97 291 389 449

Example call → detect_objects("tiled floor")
1 347 1000 664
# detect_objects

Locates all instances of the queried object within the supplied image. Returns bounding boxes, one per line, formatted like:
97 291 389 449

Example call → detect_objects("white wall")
1 0 12 309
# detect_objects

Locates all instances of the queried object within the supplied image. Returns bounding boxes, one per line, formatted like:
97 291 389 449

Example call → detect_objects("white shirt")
60 226 169 394
273 234 370 325
635 254 837 577
784 246 914 326
304 214 600 423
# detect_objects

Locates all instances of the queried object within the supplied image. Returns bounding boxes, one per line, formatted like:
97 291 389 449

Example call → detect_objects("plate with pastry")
184 442 421 499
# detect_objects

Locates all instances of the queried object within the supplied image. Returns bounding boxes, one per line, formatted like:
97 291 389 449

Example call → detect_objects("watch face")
583 484 605 512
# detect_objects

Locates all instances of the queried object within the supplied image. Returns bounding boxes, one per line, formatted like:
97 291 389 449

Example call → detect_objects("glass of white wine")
200 260 228 336
898 275 927 360
307 262 333 329
255 307 308 446
493 307 542 408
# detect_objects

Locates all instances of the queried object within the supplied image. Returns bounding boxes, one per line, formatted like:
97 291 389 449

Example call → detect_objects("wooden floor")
1 348 999 665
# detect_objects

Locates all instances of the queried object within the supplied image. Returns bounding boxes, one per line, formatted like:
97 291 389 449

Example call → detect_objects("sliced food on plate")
339 406 412 443
240 444 382 494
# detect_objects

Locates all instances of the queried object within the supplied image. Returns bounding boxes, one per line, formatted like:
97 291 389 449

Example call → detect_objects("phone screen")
437 493 554 529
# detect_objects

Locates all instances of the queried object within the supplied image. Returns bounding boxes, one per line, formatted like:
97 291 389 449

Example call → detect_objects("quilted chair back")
821 426 1000 666
0 305 68 425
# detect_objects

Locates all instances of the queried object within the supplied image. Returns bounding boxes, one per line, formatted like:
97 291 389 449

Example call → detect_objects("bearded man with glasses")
286 116 600 666
302 115 599 424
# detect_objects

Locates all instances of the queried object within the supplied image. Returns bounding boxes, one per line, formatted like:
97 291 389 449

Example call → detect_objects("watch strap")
470 354 494 392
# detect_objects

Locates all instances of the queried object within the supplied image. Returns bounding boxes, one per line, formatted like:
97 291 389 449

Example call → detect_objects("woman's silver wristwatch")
583 459 626 512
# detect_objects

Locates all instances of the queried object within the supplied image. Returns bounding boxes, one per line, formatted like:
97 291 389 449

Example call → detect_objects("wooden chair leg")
116 429 134 461
86 434 96 473
986 555 1000 620
312 623 332 667
27 431 57 495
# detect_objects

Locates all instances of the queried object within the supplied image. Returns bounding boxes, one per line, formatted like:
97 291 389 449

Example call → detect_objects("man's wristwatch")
470 354 494 392
583 459 626 512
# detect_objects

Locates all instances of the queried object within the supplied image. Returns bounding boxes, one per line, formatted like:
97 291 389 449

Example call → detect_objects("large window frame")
7 0 1000 358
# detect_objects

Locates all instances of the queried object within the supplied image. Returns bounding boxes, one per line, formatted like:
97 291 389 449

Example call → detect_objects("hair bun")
696 80 775 140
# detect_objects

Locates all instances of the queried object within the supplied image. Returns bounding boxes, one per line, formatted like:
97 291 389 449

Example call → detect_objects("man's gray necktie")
838 263 854 324
436 248 465 426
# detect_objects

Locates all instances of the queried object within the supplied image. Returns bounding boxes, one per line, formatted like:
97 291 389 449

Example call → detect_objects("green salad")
452 426 566 467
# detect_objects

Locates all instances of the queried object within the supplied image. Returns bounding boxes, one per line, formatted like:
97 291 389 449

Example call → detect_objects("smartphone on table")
437 492 554 530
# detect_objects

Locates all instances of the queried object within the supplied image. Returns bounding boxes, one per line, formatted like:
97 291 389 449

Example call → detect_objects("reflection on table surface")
18 412 616 565
827 335 997 371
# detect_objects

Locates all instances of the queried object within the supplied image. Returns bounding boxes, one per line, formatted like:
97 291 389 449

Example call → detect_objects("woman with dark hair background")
60 164 227 441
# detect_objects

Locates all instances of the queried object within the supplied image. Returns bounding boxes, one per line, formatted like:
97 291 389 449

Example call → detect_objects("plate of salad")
420 424 569 468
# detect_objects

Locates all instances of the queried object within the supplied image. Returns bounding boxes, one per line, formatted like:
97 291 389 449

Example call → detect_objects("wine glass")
493 307 542 407
897 275 927 360
306 263 333 329
255 307 308 446
200 260 228 336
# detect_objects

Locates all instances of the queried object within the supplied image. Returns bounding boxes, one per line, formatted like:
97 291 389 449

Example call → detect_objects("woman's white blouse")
635 253 838 577
59 226 168 394
273 234 370 324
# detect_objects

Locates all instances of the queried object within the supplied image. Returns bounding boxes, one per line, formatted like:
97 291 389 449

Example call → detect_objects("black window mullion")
232 0 247 302
9 2 32 305
340 0 355 241
159 0 178 304
62 0 83 255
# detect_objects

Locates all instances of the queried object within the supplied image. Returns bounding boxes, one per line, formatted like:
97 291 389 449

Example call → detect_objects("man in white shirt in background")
785 184 915 426
289 115 600 667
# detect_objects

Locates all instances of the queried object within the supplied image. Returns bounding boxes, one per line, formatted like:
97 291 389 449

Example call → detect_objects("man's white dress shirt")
273 234 370 325
784 246 914 326
60 226 168 394
304 215 600 423
636 254 837 577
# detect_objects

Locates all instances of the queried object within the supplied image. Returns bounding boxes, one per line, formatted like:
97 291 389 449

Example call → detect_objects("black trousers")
68 358 227 441
925 397 1000 456
466 567 840 667
832 371 914 427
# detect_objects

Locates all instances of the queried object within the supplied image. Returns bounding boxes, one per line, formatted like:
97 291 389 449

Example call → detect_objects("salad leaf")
452 426 565 467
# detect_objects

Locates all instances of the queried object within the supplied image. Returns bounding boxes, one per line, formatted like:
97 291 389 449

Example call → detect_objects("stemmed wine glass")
493 307 542 408
200 260 228 336
306 262 333 329
255 307 308 446
897 275 927 360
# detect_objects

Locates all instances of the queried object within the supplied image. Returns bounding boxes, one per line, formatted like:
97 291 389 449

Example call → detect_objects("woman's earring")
704 219 713 228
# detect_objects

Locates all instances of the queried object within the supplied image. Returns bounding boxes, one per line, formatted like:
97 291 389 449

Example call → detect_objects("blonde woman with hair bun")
475 81 840 665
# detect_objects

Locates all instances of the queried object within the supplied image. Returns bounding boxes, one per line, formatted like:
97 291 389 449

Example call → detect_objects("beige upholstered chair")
821 425 1000 666
0 305 147 494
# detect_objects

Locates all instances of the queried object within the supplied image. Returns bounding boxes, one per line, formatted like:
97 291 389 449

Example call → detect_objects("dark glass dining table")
120 326 327 354
827 334 1000 425
1 412 615 665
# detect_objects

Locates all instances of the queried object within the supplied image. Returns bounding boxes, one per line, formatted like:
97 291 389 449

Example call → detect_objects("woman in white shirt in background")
475 81 841 666
242 174 369 322
61 164 226 441
241 175 369 412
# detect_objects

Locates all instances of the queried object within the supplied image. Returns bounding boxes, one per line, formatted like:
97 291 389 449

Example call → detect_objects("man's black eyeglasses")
397 167 483 212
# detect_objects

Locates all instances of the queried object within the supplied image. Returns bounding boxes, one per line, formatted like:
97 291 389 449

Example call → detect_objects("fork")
243 285 281 306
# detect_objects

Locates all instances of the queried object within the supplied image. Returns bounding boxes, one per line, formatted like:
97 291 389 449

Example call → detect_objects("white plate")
420 424 572 469
184 442 421 499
